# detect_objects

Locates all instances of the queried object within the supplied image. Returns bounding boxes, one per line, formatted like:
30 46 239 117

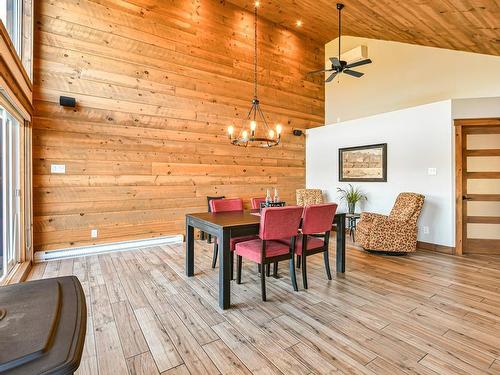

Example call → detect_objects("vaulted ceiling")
226 0 500 56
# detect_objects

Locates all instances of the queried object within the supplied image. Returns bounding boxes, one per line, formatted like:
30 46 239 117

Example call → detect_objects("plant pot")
348 202 356 214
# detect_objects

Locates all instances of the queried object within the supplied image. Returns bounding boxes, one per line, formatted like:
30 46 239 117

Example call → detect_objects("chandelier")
227 3 282 147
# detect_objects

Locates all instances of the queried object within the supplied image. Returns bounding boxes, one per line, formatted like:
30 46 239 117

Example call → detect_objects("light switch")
51 164 66 174
427 168 437 176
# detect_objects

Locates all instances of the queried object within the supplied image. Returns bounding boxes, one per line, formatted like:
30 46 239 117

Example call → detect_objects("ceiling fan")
309 3 372 82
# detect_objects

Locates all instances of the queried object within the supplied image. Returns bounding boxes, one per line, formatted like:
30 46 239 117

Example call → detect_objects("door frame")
454 117 500 255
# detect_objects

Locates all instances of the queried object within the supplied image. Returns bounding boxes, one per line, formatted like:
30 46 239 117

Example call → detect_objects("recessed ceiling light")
296 20 303 27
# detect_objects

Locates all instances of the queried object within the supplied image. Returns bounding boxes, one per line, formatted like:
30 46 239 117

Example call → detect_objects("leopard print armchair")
356 193 425 253
296 189 324 206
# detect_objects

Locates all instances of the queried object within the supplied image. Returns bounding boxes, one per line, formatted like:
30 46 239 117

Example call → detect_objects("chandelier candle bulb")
242 130 248 139
269 129 275 139
227 125 234 139
250 120 257 136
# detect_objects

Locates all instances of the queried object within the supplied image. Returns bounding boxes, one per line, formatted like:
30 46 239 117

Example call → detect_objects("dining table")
185 210 346 310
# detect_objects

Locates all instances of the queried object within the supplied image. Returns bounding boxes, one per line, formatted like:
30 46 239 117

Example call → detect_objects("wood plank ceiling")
32 0 324 251
227 0 500 56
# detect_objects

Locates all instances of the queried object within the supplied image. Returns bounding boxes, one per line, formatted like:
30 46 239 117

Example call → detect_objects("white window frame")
0 0 22 54
0 106 21 281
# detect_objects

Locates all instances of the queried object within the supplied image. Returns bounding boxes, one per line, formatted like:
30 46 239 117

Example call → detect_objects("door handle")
462 195 472 201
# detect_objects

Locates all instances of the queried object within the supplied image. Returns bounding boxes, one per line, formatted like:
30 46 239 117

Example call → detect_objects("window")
0 106 21 280
0 0 22 54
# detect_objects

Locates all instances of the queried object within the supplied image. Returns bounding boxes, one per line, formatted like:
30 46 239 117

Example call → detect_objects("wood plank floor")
28 239 500 374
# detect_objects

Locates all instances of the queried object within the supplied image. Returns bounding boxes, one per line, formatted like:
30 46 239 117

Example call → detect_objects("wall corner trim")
34 234 184 262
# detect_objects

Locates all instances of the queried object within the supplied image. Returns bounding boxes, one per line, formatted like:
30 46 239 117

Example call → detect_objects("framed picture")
339 143 387 182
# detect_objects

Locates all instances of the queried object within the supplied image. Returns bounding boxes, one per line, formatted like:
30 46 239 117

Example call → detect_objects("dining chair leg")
301 254 308 289
257 264 261 273
207 234 212 244
211 243 218 268
323 249 332 280
290 257 298 292
261 263 267 301
301 235 308 289
265 264 271 277
230 251 234 280
296 255 301 268
236 255 242 284
200 231 206 241
273 262 278 277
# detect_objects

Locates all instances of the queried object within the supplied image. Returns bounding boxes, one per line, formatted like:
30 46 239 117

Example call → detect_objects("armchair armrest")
360 212 388 222
372 216 414 232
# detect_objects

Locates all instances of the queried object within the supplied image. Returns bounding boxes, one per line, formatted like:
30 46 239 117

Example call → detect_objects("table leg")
186 219 194 277
218 228 231 309
335 213 346 273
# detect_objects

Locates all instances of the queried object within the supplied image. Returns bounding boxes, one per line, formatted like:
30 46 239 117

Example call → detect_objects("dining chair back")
210 198 243 212
251 197 267 210
209 197 255 276
259 206 304 240
202 196 225 242
302 203 338 234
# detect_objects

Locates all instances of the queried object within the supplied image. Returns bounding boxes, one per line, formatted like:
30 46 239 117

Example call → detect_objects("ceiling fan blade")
345 59 372 69
325 72 338 83
308 68 334 75
329 57 342 68
344 69 364 78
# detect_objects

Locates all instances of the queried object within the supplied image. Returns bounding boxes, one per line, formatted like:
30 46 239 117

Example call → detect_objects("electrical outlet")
427 167 437 176
422 226 430 235
51 164 66 174
91 229 98 238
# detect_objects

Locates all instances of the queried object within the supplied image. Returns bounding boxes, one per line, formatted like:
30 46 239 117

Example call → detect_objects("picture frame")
339 143 387 182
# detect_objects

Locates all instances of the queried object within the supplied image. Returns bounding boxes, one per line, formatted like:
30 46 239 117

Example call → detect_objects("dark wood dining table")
185 210 346 310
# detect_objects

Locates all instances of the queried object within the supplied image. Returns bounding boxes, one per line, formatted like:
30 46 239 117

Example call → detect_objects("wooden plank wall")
32 0 325 252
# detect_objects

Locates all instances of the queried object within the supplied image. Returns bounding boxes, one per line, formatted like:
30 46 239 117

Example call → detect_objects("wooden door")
457 119 500 255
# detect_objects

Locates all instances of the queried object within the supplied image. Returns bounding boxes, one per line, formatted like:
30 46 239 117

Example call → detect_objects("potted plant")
337 184 367 214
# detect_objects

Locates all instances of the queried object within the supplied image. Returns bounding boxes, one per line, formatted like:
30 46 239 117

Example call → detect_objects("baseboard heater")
34 234 184 262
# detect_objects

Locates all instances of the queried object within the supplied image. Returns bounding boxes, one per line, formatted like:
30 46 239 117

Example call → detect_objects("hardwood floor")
27 239 500 374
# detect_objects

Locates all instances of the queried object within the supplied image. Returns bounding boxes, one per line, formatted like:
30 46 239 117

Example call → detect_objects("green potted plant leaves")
337 184 367 214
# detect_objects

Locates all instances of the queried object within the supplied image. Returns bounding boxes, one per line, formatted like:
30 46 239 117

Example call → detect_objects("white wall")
451 97 500 119
325 36 500 123
307 100 455 246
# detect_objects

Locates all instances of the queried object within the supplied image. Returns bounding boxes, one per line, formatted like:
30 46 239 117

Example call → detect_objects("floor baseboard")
34 234 184 262
417 241 455 255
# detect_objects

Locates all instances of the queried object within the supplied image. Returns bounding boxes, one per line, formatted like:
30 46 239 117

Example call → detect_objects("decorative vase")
348 202 356 214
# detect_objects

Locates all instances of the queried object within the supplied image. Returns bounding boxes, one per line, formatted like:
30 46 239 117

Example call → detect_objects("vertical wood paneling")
33 0 325 251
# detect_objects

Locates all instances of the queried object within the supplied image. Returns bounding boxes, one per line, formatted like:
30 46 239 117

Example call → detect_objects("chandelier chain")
254 5 258 99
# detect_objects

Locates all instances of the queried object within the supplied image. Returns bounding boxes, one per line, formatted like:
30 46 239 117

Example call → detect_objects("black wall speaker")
59 96 76 108
293 129 303 137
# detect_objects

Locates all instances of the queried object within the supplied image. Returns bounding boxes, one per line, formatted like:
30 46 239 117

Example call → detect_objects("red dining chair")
250 197 267 210
278 203 337 289
210 198 257 278
235 206 303 301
